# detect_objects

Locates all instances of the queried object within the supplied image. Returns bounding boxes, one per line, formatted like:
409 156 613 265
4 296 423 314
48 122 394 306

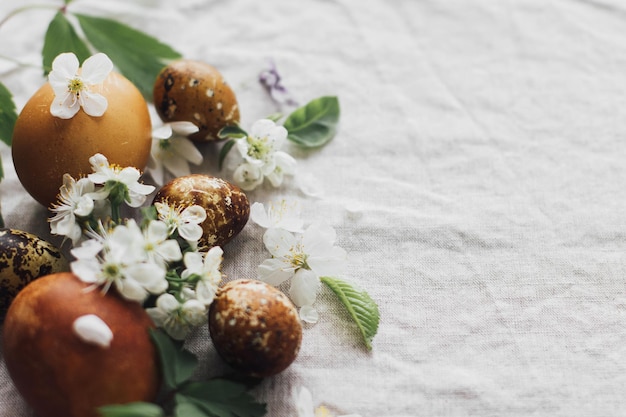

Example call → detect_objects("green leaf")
177 379 267 417
42 11 92 75
175 401 208 417
217 126 247 170
98 402 164 417
149 329 198 390
218 125 248 140
0 82 17 148
283 96 340 147
218 139 236 171
74 13 181 98
320 276 380 350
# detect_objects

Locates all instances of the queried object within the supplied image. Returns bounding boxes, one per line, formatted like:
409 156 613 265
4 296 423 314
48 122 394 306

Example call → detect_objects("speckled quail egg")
153 59 240 142
209 279 303 377
153 174 250 248
0 229 68 318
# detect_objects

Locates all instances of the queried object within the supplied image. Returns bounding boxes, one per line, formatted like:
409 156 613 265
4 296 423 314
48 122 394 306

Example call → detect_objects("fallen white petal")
73 314 113 348
299 305 319 324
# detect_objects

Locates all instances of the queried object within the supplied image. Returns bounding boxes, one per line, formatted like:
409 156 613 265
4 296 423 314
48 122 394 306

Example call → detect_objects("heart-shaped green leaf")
283 96 340 147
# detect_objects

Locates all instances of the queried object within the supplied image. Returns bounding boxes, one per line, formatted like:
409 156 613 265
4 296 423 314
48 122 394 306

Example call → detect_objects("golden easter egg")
3 272 160 417
12 71 152 207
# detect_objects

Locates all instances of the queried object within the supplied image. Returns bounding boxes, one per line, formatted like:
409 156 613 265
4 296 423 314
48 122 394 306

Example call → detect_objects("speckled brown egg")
12 71 152 207
153 174 249 248
3 273 160 417
153 59 240 142
208 279 303 377
0 229 68 318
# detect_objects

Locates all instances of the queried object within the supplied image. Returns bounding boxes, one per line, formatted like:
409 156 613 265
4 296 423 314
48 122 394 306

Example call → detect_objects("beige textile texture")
2 0 626 416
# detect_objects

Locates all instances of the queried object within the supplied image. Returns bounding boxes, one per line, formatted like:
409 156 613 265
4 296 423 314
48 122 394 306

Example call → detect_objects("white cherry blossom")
148 122 203 185
154 202 206 246
259 223 347 286
48 52 113 119
146 293 206 340
87 153 155 207
249 201 304 233
49 174 96 244
258 223 347 322
232 119 297 191
70 220 168 302
181 246 223 305
233 162 264 191
130 219 182 267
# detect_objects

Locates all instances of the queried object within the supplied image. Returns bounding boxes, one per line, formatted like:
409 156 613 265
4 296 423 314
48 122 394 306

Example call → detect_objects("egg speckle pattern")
153 175 250 248
153 60 240 142
209 279 303 377
0 229 68 318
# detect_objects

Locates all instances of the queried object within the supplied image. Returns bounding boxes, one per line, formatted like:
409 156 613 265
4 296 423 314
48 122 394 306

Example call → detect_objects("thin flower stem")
110 203 121 225
0 54 41 70
0 4 60 30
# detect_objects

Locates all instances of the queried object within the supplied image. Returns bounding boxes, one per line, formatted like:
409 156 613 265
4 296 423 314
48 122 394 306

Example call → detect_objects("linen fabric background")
1 0 626 416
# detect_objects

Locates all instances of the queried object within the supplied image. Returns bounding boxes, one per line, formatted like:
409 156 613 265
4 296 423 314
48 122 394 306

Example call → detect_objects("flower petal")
250 202 271 228
81 53 113 85
73 314 113 348
181 205 207 223
299 305 319 324
147 220 169 242
258 258 294 286
74 195 95 217
156 293 180 312
262 227 297 258
303 223 337 256
204 246 224 268
156 240 183 262
81 93 108 117
307 246 348 277
183 251 204 275
50 95 80 119
70 259 101 284
171 137 203 165
289 269 319 307
179 223 204 243
116 278 148 302
162 154 192 178
51 52 79 79
127 263 168 294
293 386 315 417
250 119 277 139
170 121 200 136
153 125 173 140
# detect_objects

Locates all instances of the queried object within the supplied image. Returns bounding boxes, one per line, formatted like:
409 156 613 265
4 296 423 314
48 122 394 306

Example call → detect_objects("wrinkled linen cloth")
1 0 626 416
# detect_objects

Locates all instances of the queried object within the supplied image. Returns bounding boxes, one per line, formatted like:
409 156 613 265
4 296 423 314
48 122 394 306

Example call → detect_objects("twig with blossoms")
147 120 203 186
220 118 297 191
250 201 347 324
49 152 224 340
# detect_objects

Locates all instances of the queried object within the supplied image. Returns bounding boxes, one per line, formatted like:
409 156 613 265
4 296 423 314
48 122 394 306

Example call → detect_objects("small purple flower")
259 60 298 107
